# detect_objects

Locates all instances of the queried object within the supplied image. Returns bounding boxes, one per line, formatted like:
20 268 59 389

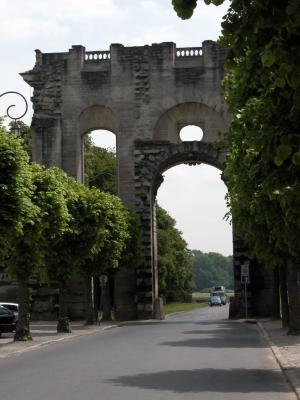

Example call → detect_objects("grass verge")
192 292 210 299
164 302 208 315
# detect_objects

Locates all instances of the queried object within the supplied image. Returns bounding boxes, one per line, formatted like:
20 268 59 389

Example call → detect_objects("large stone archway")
21 41 273 320
132 140 226 318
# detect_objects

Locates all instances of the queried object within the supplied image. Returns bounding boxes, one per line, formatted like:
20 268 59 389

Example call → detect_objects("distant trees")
191 250 233 292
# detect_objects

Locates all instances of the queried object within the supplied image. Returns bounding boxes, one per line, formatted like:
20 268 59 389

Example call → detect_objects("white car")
0 303 19 319
210 296 222 307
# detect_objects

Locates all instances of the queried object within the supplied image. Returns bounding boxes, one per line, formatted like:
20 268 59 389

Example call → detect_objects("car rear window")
0 307 11 315
3 305 17 312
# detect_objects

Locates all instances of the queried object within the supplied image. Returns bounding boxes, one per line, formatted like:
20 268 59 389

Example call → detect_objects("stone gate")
21 41 274 320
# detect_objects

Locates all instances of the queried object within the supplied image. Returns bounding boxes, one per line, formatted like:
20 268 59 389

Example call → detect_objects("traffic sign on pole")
241 264 249 278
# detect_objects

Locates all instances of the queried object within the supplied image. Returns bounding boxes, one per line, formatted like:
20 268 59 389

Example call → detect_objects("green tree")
156 205 192 302
7 164 70 340
84 135 117 194
83 136 145 320
79 193 129 324
9 120 32 159
83 136 192 303
0 125 34 263
45 177 128 332
172 0 300 331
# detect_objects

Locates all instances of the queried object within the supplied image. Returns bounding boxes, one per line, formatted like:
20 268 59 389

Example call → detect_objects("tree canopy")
172 0 223 19
0 123 34 261
156 205 192 302
84 135 117 194
172 0 300 329
84 137 193 302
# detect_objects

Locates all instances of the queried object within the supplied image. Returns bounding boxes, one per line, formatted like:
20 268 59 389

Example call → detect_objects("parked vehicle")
211 291 227 305
213 286 226 292
210 295 222 307
0 306 16 335
0 302 19 320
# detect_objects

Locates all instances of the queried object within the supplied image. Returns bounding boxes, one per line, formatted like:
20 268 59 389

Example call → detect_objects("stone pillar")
31 117 62 167
229 235 250 319
62 45 86 181
136 192 154 319
250 261 277 317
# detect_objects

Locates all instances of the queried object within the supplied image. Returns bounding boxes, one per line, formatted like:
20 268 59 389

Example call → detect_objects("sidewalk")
0 320 118 359
257 319 300 399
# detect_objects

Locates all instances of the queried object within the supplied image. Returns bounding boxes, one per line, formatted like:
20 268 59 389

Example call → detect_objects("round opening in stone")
179 125 204 142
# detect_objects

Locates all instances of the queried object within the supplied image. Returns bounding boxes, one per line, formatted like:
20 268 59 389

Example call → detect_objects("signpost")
241 261 250 319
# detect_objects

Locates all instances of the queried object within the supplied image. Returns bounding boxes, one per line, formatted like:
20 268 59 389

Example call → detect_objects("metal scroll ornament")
0 91 28 135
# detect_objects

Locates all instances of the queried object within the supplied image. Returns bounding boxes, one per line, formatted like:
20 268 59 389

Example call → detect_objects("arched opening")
153 102 229 143
155 162 233 305
79 105 118 191
82 128 117 320
83 129 117 195
179 125 204 142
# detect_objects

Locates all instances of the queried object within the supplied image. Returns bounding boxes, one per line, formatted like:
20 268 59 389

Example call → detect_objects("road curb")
0 323 119 359
257 321 300 399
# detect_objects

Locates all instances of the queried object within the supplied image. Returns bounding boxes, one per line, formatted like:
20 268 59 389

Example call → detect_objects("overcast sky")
0 0 232 256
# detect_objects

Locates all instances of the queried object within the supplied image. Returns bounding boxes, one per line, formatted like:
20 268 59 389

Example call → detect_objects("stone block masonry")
20 42 272 320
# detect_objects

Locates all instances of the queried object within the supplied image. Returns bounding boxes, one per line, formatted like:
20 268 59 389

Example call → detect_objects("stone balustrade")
84 47 203 63
176 47 202 57
85 50 111 62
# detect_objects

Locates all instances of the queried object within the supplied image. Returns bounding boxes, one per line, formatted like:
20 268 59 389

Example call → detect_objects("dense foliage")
156 205 192 302
172 0 223 19
9 120 32 159
84 134 144 268
172 0 300 329
0 122 34 262
84 135 117 194
0 125 131 336
84 135 193 302
8 164 70 339
191 250 233 291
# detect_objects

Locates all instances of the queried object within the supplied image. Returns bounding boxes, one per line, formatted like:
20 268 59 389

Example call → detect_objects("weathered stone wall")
21 41 260 320
133 140 226 318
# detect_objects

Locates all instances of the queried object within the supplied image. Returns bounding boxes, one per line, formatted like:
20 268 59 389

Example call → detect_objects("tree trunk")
14 281 32 341
286 258 300 334
84 275 95 325
57 281 71 333
100 282 112 321
279 266 289 328
272 266 280 318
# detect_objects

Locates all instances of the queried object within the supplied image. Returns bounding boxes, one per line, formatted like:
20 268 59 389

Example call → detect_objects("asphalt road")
0 305 296 400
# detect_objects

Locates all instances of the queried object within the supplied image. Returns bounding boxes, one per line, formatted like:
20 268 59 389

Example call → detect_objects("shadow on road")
106 368 289 393
160 336 266 348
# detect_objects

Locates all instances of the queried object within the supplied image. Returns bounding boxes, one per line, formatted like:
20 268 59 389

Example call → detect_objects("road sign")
241 275 250 284
241 263 249 277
